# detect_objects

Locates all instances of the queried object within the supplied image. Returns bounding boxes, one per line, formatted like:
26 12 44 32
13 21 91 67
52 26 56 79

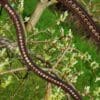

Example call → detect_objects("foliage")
0 0 100 100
